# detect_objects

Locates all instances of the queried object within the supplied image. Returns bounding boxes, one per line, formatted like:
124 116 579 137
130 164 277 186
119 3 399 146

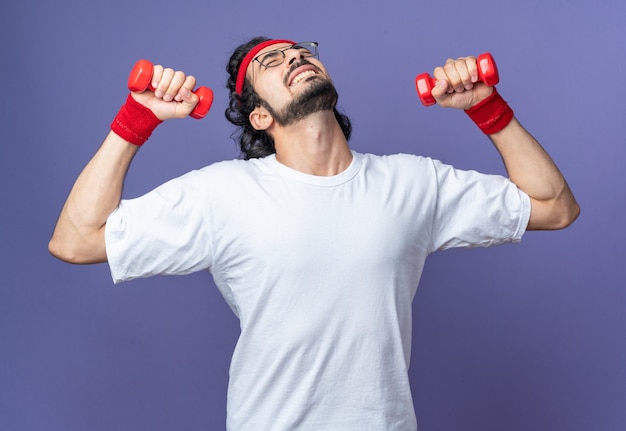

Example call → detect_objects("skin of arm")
430 57 580 230
49 133 139 263
48 66 199 263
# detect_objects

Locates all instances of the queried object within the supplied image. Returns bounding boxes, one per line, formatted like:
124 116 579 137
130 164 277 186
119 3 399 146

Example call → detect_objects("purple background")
1 0 624 430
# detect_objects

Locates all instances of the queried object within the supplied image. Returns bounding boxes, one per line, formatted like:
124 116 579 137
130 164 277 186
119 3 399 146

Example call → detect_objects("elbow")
553 200 581 230
543 183 581 230
566 200 581 228
48 235 83 264
48 234 65 261
48 231 107 264
554 188 581 229
527 196 580 231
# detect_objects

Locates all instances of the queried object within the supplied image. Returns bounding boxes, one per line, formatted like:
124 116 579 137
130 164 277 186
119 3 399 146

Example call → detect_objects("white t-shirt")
106 151 530 430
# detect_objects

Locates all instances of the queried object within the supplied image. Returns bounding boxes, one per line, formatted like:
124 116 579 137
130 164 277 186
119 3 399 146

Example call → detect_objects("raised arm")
485 117 579 230
49 65 200 263
430 56 580 230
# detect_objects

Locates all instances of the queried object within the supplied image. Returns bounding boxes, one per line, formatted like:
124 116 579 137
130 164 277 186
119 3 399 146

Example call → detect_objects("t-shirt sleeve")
427 159 531 253
105 170 213 284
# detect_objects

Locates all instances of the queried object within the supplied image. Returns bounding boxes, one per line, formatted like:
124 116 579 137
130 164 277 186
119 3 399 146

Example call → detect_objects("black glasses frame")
253 42 319 70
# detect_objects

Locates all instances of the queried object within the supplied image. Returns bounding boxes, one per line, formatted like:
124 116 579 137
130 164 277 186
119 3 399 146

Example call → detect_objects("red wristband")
465 88 514 135
110 94 163 146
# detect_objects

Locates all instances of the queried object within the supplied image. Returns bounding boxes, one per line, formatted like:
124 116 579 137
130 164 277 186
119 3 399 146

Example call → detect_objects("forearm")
49 131 139 263
49 63 202 263
489 117 580 230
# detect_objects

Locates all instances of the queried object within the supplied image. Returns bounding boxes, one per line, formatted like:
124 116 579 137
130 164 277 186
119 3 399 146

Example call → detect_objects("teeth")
291 70 316 86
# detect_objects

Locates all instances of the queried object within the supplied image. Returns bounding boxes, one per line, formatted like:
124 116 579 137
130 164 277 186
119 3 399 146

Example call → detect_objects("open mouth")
290 70 317 86
288 65 319 87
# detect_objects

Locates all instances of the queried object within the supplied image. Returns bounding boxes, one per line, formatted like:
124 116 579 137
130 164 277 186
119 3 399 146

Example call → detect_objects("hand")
131 65 199 121
430 56 494 110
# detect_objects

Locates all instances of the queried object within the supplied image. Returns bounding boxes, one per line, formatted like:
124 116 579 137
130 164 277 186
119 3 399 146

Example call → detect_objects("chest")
210 177 435 284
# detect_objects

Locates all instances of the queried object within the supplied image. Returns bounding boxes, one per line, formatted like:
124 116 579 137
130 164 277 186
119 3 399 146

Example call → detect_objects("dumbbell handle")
127 59 213 119
415 53 499 107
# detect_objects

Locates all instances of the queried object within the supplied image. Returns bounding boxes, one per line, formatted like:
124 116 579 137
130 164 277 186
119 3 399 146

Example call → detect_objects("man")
49 37 579 430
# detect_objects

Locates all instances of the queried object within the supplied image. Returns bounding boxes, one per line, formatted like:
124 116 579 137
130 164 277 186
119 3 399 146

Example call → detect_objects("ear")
249 105 274 131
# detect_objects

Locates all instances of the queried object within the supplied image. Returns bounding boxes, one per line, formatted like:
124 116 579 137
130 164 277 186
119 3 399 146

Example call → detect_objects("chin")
275 80 338 126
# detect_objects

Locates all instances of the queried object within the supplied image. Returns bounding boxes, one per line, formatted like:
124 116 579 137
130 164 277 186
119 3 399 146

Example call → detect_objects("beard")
260 76 339 127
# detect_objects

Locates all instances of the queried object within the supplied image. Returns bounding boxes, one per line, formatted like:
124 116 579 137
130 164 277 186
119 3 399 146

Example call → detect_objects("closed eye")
260 50 283 67
293 45 314 58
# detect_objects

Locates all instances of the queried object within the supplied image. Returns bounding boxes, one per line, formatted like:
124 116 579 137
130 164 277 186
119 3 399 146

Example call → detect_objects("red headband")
235 39 295 96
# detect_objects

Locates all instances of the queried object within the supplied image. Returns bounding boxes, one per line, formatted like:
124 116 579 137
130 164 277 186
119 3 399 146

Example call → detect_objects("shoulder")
134 158 266 204
181 157 269 186
196 157 263 176
358 151 433 166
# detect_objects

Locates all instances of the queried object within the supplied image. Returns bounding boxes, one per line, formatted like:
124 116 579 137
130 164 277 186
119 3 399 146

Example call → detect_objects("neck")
271 110 352 176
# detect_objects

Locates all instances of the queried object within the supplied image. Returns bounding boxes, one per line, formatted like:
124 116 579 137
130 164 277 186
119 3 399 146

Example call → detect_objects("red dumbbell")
127 59 213 119
415 53 499 107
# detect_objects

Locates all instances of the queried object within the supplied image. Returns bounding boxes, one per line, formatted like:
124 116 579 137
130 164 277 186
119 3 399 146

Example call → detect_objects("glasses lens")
259 49 285 68
293 42 318 59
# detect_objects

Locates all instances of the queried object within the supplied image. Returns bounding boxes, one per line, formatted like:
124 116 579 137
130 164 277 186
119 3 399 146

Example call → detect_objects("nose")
285 47 302 65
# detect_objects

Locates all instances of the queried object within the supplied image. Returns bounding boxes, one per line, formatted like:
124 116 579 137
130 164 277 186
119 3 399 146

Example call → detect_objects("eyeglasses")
253 42 319 70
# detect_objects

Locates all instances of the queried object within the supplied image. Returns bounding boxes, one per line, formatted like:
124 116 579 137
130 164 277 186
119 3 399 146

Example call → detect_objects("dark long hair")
224 37 352 160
